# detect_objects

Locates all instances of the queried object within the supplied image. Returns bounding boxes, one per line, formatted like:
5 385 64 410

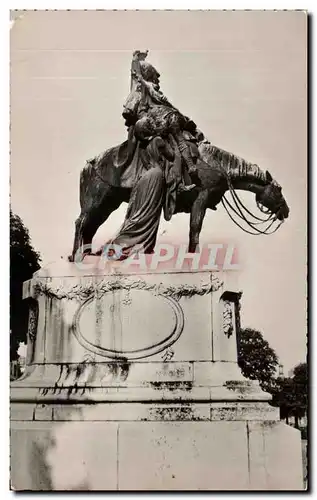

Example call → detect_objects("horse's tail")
79 159 97 209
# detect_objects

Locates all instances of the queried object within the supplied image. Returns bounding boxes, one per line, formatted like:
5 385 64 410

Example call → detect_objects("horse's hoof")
68 255 74 262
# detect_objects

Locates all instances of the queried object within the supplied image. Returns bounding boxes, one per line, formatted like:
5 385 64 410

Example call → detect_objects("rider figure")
126 50 198 192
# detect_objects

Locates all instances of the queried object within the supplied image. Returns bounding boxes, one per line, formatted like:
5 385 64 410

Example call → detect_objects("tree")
293 362 308 400
269 363 307 429
237 328 307 429
292 362 308 429
237 327 279 391
10 210 41 360
270 377 297 423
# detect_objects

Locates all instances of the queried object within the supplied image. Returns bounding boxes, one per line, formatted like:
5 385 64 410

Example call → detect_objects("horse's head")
256 170 290 221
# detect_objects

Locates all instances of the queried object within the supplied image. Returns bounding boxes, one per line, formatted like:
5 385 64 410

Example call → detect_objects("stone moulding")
222 300 234 338
72 291 185 360
32 274 224 302
11 401 279 423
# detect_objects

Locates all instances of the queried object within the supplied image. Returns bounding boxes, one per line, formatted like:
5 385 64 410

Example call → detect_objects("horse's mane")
198 141 267 184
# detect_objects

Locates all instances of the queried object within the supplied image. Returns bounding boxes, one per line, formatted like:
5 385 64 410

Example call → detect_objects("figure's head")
134 116 156 141
256 170 290 221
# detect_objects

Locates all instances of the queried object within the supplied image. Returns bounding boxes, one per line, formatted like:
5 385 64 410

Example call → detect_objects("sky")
10 10 307 372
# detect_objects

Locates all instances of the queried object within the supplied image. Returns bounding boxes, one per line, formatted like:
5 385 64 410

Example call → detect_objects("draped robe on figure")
104 137 178 257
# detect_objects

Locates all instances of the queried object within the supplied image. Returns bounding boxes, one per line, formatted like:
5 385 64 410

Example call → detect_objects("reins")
221 168 284 235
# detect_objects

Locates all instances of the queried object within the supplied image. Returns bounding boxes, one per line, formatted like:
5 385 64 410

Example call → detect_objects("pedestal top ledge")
24 257 240 304
32 255 240 281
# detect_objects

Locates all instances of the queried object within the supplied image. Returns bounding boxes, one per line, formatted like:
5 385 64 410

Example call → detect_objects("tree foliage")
292 362 308 427
237 327 279 390
10 210 41 360
270 362 308 427
237 328 307 429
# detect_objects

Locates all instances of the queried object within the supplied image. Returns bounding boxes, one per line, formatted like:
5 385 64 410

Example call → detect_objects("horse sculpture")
68 136 289 262
68 50 289 261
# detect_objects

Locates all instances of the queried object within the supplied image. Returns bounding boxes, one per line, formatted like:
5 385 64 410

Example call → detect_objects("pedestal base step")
10 418 303 491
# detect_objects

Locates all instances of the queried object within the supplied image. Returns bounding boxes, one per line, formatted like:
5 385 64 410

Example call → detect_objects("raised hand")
132 50 149 61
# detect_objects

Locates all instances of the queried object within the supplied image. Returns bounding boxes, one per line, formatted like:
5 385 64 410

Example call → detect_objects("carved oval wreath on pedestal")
72 289 184 360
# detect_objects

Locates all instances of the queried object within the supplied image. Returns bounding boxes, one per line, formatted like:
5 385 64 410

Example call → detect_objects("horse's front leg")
188 190 209 253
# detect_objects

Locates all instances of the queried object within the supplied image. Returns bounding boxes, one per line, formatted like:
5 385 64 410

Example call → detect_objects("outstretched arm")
132 70 177 109
130 50 148 90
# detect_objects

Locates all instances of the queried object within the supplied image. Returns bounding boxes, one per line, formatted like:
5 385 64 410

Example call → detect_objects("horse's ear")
266 170 273 183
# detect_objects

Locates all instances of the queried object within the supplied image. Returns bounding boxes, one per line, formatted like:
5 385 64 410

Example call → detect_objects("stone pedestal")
10 259 303 490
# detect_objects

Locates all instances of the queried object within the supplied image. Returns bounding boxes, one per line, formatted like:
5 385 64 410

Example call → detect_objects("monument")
10 50 302 491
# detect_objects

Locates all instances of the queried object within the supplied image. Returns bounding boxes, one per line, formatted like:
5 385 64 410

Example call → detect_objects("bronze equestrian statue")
69 51 289 262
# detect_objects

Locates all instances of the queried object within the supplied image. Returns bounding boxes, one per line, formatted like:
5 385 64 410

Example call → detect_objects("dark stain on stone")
30 440 53 490
224 380 252 394
75 363 86 379
151 405 204 422
106 360 130 380
56 364 64 384
150 381 193 392
153 406 193 421
262 420 278 429
120 361 130 380
67 383 79 396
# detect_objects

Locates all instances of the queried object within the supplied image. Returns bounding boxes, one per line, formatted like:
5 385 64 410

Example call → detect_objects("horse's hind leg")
68 212 87 262
69 209 107 262
68 212 90 262
69 161 114 261
69 188 123 262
